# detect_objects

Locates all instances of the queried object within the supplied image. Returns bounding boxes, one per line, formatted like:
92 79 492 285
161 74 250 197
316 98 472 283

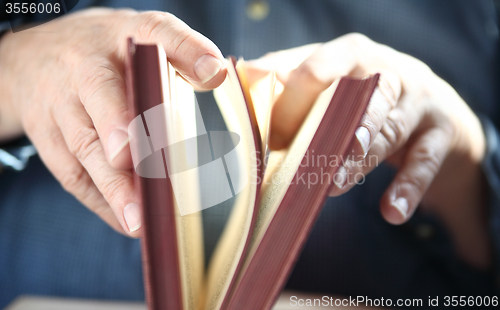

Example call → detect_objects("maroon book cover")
125 39 183 310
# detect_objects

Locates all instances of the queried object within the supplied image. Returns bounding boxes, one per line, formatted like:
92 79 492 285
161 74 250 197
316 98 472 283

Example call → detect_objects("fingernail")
392 197 408 220
124 203 141 232
194 54 222 84
334 166 347 189
108 130 129 163
355 126 370 158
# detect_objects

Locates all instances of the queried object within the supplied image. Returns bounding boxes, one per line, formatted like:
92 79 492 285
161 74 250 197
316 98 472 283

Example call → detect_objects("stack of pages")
125 39 379 310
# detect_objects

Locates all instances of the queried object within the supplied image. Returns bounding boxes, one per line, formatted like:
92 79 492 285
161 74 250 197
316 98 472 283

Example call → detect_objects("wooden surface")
5 292 386 310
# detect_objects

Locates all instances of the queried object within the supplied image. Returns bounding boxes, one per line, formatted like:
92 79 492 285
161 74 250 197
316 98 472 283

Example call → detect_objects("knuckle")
291 62 329 90
100 173 131 205
377 75 400 107
364 103 386 131
169 30 196 58
383 113 408 148
371 107 386 128
416 59 433 75
344 32 371 48
402 54 434 77
57 45 84 70
136 11 197 58
78 60 123 104
440 120 455 139
68 126 100 162
60 164 89 194
335 33 372 68
413 144 442 177
137 11 172 41
398 144 442 195
401 174 425 195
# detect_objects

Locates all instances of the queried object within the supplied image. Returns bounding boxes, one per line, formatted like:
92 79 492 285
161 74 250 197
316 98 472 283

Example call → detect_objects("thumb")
269 39 358 150
128 11 227 89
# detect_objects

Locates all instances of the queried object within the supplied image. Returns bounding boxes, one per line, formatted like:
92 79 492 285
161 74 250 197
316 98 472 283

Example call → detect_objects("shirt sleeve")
0 2 10 32
0 20 10 37
0 8 11 39
0 137 37 172
479 115 500 288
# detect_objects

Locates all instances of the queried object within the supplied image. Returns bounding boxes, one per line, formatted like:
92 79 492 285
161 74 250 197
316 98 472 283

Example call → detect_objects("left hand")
0 8 227 237
245 33 491 269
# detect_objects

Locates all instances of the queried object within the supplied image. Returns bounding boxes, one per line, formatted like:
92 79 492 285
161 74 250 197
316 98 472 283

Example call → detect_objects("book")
125 38 379 310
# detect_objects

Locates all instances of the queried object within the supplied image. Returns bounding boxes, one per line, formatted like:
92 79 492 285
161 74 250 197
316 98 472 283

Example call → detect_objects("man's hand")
0 8 227 237
247 34 491 269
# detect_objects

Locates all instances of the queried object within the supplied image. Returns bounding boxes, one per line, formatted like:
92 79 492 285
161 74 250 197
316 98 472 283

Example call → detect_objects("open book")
125 39 379 310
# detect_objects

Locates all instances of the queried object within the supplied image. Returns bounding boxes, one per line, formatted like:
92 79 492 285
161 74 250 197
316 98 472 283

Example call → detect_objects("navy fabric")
1 0 499 308
0 156 144 303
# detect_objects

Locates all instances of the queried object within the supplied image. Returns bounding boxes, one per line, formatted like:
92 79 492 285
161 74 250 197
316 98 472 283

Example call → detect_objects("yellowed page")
241 80 340 276
248 71 276 153
204 60 260 310
158 47 205 310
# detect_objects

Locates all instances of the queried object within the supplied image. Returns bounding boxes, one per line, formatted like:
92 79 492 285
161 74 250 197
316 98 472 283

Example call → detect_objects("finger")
329 100 421 197
244 43 321 82
380 127 452 225
76 57 132 170
243 66 274 88
348 73 401 161
53 99 142 237
125 11 227 89
25 114 125 234
269 38 360 150
329 131 388 197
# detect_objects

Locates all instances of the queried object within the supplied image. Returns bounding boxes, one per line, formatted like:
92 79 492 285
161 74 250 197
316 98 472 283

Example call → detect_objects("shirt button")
246 0 270 21
415 223 435 240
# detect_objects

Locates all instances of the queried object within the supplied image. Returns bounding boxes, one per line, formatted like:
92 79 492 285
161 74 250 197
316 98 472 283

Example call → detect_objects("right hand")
0 8 227 237
246 34 491 268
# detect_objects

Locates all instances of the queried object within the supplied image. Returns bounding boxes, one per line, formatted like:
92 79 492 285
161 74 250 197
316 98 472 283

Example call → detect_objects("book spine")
126 39 184 310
